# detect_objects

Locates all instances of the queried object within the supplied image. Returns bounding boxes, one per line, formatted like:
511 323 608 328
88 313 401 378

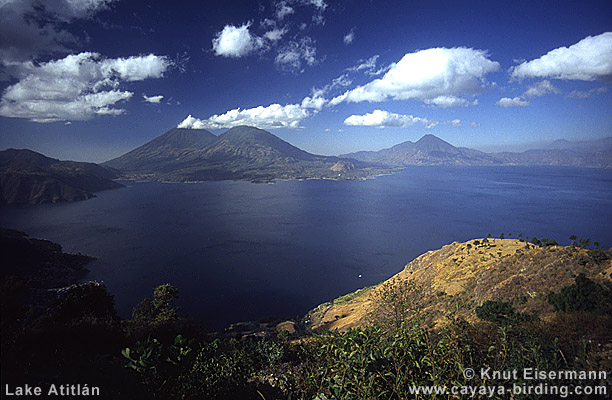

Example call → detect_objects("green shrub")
122 334 288 399
588 248 611 264
54 281 117 323
547 274 612 314
129 284 180 338
475 300 534 325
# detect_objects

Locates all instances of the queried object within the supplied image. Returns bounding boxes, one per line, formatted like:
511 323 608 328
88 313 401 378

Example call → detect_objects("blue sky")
0 0 611 162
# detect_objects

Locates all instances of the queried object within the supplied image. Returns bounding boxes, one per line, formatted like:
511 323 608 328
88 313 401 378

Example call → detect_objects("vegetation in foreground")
2 230 612 399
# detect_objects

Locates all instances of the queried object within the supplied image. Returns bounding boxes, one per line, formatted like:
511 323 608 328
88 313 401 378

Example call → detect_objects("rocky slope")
0 149 123 205
308 238 612 331
103 127 218 172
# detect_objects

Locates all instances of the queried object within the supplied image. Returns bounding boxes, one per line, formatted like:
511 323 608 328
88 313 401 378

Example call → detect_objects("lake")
1 166 611 329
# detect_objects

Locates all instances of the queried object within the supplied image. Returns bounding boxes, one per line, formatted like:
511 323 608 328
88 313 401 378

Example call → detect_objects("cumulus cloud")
178 103 310 130
0 52 172 122
510 32 612 81
143 94 164 103
494 80 559 109
567 86 609 99
300 94 327 110
177 115 208 129
0 0 114 65
102 54 170 81
212 23 265 58
275 36 319 73
496 97 530 107
344 28 355 45
343 109 464 130
215 1 328 71
523 80 560 97
330 47 500 106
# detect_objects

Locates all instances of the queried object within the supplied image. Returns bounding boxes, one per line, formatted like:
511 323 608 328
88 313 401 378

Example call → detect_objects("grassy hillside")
308 238 612 331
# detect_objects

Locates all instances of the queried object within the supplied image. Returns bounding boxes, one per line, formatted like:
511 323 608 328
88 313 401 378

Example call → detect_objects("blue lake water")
1 166 611 329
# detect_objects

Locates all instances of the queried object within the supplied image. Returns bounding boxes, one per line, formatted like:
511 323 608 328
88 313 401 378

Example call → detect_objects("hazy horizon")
4 127 612 164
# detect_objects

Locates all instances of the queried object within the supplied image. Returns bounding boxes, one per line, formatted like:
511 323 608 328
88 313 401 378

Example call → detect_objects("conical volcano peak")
414 134 457 152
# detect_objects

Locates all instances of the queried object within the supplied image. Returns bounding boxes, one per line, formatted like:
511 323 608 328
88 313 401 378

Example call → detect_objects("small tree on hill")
475 300 534 325
547 274 612 314
130 283 180 338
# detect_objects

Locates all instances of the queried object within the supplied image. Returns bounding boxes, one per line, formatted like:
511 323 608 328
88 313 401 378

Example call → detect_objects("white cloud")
300 93 327 110
346 55 385 76
178 103 310 130
143 94 164 103
496 97 530 107
38 0 114 20
328 74 352 90
330 47 500 106
344 28 355 45
510 32 612 81
423 95 478 108
295 73 355 113
275 36 319 73
303 0 327 10
272 0 327 23
102 54 171 81
212 23 265 58
263 28 287 42
493 80 559 110
177 115 208 129
260 18 277 29
523 80 560 97
249 1 329 72
0 52 171 122
305 0 327 25
275 1 295 19
344 109 439 129
299 74 352 110
567 86 609 99
0 0 114 64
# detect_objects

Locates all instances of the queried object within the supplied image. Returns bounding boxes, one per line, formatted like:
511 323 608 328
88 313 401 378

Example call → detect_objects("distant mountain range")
104 126 389 182
2 128 609 206
341 134 497 166
0 149 123 205
545 137 612 152
342 134 612 168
